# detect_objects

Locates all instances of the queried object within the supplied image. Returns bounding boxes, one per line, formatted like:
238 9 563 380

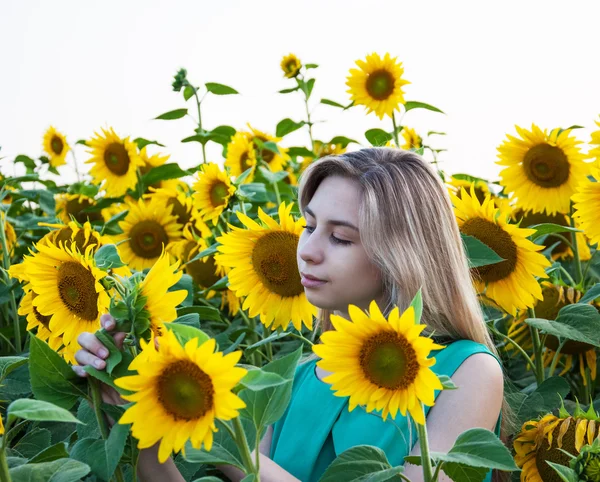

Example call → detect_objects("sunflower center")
65 197 104 224
523 143 570 188
240 152 252 171
518 210 570 256
103 142 131 176
157 360 214 421
51 136 64 155
254 136 275 164
31 293 52 328
366 69 395 100
461 217 518 282
359 331 419 390
536 420 578 482
167 198 191 226
210 182 229 207
57 261 99 321
251 231 303 297
129 220 169 259
186 253 220 289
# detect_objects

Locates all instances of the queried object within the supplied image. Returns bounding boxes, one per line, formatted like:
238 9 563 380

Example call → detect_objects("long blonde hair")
298 147 514 459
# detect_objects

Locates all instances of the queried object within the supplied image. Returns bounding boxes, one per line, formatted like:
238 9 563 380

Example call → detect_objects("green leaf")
174 313 201 329
29 335 87 410
438 375 458 390
515 376 570 425
0 357 27 385
319 445 403 482
528 223 580 241
546 462 579 482
207 275 228 291
165 322 211 347
13 428 52 459
77 399 101 440
525 303 600 347
155 108 188 120
15 155 37 170
70 422 130 482
279 86 300 94
364 129 392 147
94 244 125 270
141 163 190 186
320 98 345 108
461 233 505 268
409 288 423 323
205 82 239 95
9 458 91 482
258 166 288 184
7 399 82 425
95 329 123 374
29 442 69 463
328 136 359 148
183 85 195 101
236 183 269 203
253 138 280 155
133 138 165 150
404 101 445 114
287 146 315 158
238 368 289 391
581 283 600 304
186 243 220 264
305 63 318 69
176 305 222 322
241 476 257 482
305 78 315 99
276 118 305 137
245 331 291 353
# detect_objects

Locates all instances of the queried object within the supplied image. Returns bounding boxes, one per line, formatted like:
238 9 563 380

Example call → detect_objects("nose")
297 229 324 265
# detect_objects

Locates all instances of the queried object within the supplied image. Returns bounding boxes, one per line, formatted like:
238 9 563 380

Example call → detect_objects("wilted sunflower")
23 242 109 350
496 124 588 215
216 202 317 331
572 166 600 247
280 53 302 78
313 301 444 424
192 163 236 226
55 193 105 224
512 208 591 261
117 197 183 271
346 52 410 120
115 331 247 463
0 213 16 256
85 127 143 197
224 131 257 181
401 127 422 150
245 124 290 172
42 126 70 167
514 406 600 482
451 186 551 315
138 251 187 338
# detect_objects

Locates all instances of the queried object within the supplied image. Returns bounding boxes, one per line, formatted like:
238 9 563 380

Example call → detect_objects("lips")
300 272 327 288
300 272 326 282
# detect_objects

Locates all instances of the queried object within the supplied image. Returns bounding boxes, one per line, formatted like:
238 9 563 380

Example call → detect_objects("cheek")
331 250 383 298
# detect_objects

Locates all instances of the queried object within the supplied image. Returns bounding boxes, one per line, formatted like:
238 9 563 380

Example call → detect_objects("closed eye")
302 225 352 246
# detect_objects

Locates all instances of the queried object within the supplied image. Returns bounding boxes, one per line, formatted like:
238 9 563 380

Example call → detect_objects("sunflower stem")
569 202 584 288
487 323 535 370
288 331 314 347
0 444 11 482
559 265 577 287
272 179 282 206
90 378 110 440
416 403 435 482
71 147 82 184
300 75 315 152
548 339 567 377
582 248 599 286
528 307 545 384
392 112 401 147
232 417 258 479
0 214 20 354
192 87 207 165
239 309 260 366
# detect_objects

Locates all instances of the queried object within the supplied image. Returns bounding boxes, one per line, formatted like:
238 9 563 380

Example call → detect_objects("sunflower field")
1 51 600 482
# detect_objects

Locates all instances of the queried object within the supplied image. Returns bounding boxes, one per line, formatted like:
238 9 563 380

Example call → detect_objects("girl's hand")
72 313 128 406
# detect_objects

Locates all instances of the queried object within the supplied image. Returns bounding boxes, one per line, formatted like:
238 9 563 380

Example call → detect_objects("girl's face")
297 175 385 319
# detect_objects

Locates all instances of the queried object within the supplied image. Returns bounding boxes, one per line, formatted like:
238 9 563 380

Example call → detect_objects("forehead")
305 176 361 219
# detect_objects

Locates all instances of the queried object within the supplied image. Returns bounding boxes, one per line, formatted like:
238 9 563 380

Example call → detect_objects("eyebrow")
304 206 359 231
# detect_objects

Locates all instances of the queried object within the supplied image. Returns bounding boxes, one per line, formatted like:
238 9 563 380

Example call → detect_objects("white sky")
2 0 600 183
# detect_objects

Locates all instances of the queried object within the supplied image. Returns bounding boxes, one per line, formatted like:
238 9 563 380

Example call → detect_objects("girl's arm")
402 353 504 482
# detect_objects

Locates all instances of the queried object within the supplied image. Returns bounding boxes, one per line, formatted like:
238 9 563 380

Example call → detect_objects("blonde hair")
298 148 514 469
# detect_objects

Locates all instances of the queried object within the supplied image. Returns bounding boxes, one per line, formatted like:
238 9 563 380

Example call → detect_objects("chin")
305 291 342 312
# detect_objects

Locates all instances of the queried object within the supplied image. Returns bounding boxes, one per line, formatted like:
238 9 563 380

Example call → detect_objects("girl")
73 147 505 482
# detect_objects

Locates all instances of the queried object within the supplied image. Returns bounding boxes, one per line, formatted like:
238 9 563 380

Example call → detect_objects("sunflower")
38 220 101 252
512 208 591 261
451 186 551 315
175 237 221 292
401 127 422 150
139 146 171 191
313 301 444 424
300 140 346 173
216 202 317 331
346 52 410 120
138 251 187 338
280 53 302 78
115 330 247 463
18 287 63 352
116 197 183 271
224 131 257 181
23 242 109 350
514 407 600 482
55 193 105 224
496 124 588 215
146 187 195 228
42 126 70 168
588 119 600 165
245 124 290 172
1 213 16 256
85 127 143 197
192 163 236 226
447 176 491 205
572 166 600 247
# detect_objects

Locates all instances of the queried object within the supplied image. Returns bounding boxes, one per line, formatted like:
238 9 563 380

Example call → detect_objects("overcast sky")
2 0 600 183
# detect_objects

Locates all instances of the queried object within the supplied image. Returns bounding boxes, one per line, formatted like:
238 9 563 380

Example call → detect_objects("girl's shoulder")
430 338 500 378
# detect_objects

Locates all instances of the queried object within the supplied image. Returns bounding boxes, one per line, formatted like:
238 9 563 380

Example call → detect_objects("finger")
113 332 127 350
100 313 116 331
154 336 161 350
74 349 106 370
72 365 88 378
77 332 109 359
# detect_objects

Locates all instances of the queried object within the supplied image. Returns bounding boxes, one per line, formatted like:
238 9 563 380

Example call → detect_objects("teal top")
270 339 502 482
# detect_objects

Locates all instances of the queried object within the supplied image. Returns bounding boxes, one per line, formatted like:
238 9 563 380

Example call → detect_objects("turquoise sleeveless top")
270 339 502 482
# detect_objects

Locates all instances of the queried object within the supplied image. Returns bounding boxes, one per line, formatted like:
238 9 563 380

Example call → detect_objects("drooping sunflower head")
225 131 257 181
496 124 588 215
401 127 422 150
346 52 410 120
115 330 247 463
451 186 551 315
313 300 444 424
280 53 302 78
55 193 105 224
42 126 70 168
117 197 183 271
216 202 317 331
245 124 290 172
38 220 102 254
572 166 600 247
85 127 143 197
192 163 236 226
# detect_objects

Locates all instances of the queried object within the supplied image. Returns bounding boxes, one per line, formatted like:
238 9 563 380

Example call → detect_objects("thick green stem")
416 404 434 482
193 88 207 165
0 445 11 482
0 214 20 354
232 417 258 480
239 309 260 366
272 180 282 206
569 202 584 287
488 324 535 370
548 339 566 377
528 308 545 384
392 112 401 147
90 379 110 440
302 82 315 152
